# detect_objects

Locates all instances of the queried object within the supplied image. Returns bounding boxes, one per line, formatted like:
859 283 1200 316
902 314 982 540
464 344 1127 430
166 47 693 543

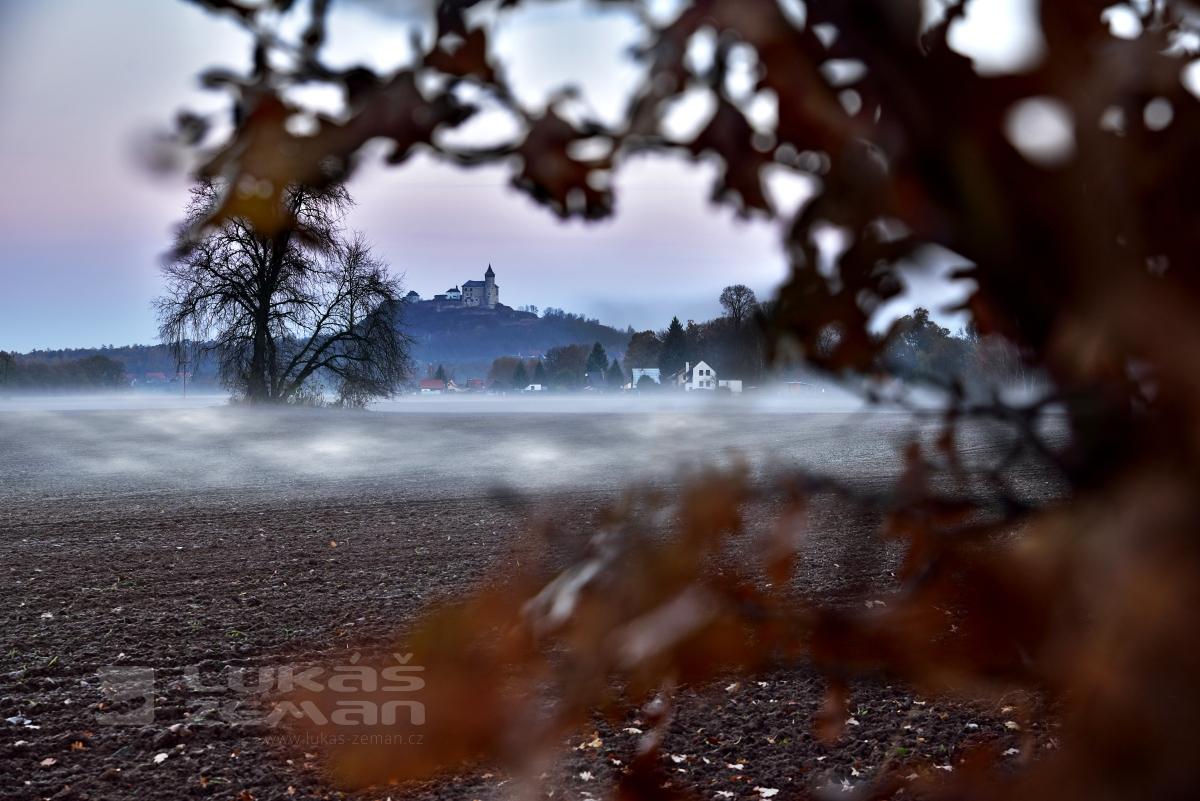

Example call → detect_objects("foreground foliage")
169 0 1200 799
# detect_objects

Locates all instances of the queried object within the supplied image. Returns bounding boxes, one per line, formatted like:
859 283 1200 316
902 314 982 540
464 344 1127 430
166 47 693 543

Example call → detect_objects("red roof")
419 378 446 390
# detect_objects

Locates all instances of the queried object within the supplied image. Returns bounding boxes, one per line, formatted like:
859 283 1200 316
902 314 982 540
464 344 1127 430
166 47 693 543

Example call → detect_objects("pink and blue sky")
0 0 1018 352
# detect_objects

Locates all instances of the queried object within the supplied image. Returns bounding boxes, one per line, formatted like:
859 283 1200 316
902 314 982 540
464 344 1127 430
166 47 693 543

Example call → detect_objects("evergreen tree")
585 342 609 384
533 360 547 385
605 358 625 388
658 316 688 377
512 360 529 389
435 364 446 382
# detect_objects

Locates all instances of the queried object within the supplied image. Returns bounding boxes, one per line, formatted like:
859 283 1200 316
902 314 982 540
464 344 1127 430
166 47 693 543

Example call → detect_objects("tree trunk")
247 304 271 402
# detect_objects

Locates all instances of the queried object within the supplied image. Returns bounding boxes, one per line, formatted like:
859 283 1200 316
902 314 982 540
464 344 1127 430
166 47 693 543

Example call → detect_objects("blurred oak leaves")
171 1 1200 800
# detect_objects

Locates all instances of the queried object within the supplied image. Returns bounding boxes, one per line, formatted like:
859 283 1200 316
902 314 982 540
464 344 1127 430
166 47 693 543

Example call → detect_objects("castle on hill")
406 265 500 310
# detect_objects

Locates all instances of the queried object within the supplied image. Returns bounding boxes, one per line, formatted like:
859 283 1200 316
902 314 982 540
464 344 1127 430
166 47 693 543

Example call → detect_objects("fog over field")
0 391 1060 510
0 394 1066 801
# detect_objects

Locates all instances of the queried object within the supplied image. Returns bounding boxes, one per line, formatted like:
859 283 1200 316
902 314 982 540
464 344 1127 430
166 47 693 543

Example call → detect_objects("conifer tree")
658 317 688 377
512 360 529 390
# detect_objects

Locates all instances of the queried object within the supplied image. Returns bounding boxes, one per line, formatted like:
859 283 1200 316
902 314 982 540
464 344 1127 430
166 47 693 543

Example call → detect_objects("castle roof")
485 264 495 277
463 280 486 287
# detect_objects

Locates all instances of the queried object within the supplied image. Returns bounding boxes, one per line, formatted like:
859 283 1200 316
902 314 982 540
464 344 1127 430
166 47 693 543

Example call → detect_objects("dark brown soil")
0 407 1061 800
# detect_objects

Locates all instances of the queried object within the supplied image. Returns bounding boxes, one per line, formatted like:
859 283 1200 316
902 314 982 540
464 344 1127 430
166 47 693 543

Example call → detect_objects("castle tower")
484 264 498 308
461 266 499 308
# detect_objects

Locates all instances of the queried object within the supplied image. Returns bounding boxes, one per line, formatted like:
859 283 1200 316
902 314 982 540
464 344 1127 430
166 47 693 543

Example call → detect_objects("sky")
0 0 1040 353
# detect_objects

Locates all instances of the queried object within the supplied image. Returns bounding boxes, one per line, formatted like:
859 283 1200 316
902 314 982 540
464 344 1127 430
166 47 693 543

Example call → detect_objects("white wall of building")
687 361 718 391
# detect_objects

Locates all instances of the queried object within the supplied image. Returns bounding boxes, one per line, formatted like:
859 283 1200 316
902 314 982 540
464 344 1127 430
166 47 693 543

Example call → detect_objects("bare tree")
157 181 410 404
719 284 758 329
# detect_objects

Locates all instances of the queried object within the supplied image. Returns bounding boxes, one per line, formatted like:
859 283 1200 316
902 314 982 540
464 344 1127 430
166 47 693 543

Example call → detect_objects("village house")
675 361 743 394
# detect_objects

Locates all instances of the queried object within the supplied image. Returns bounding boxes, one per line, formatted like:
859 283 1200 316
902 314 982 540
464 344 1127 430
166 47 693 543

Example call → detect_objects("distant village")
403 267 753 395
417 359 744 395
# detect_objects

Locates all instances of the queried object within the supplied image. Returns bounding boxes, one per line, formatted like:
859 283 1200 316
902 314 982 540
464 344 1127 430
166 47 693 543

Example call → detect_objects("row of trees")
9 344 219 386
620 288 1030 394
0 351 126 390
880 308 1033 391
488 342 625 390
624 284 769 382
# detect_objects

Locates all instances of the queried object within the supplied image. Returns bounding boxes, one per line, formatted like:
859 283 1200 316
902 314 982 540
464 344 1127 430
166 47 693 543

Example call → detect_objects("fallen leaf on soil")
39 757 57 767
153 753 168 764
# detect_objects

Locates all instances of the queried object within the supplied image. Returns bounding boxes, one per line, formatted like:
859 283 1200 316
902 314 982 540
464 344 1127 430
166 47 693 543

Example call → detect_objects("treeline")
488 342 625 390
4 344 220 385
623 284 768 382
880 308 1032 390
482 285 767 391
486 292 1032 394
0 351 126 390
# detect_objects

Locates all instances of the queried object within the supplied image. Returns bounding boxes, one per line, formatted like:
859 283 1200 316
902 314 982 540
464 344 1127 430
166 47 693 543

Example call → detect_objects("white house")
678 361 743 393
523 384 545 392
685 361 717 391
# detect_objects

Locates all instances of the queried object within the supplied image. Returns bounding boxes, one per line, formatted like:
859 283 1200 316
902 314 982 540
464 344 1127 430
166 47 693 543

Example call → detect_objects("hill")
401 303 631 377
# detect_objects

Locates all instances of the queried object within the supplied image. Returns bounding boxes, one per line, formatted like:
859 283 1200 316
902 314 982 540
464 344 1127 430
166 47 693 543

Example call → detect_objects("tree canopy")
623 330 662 372
719 284 758 329
157 182 410 405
